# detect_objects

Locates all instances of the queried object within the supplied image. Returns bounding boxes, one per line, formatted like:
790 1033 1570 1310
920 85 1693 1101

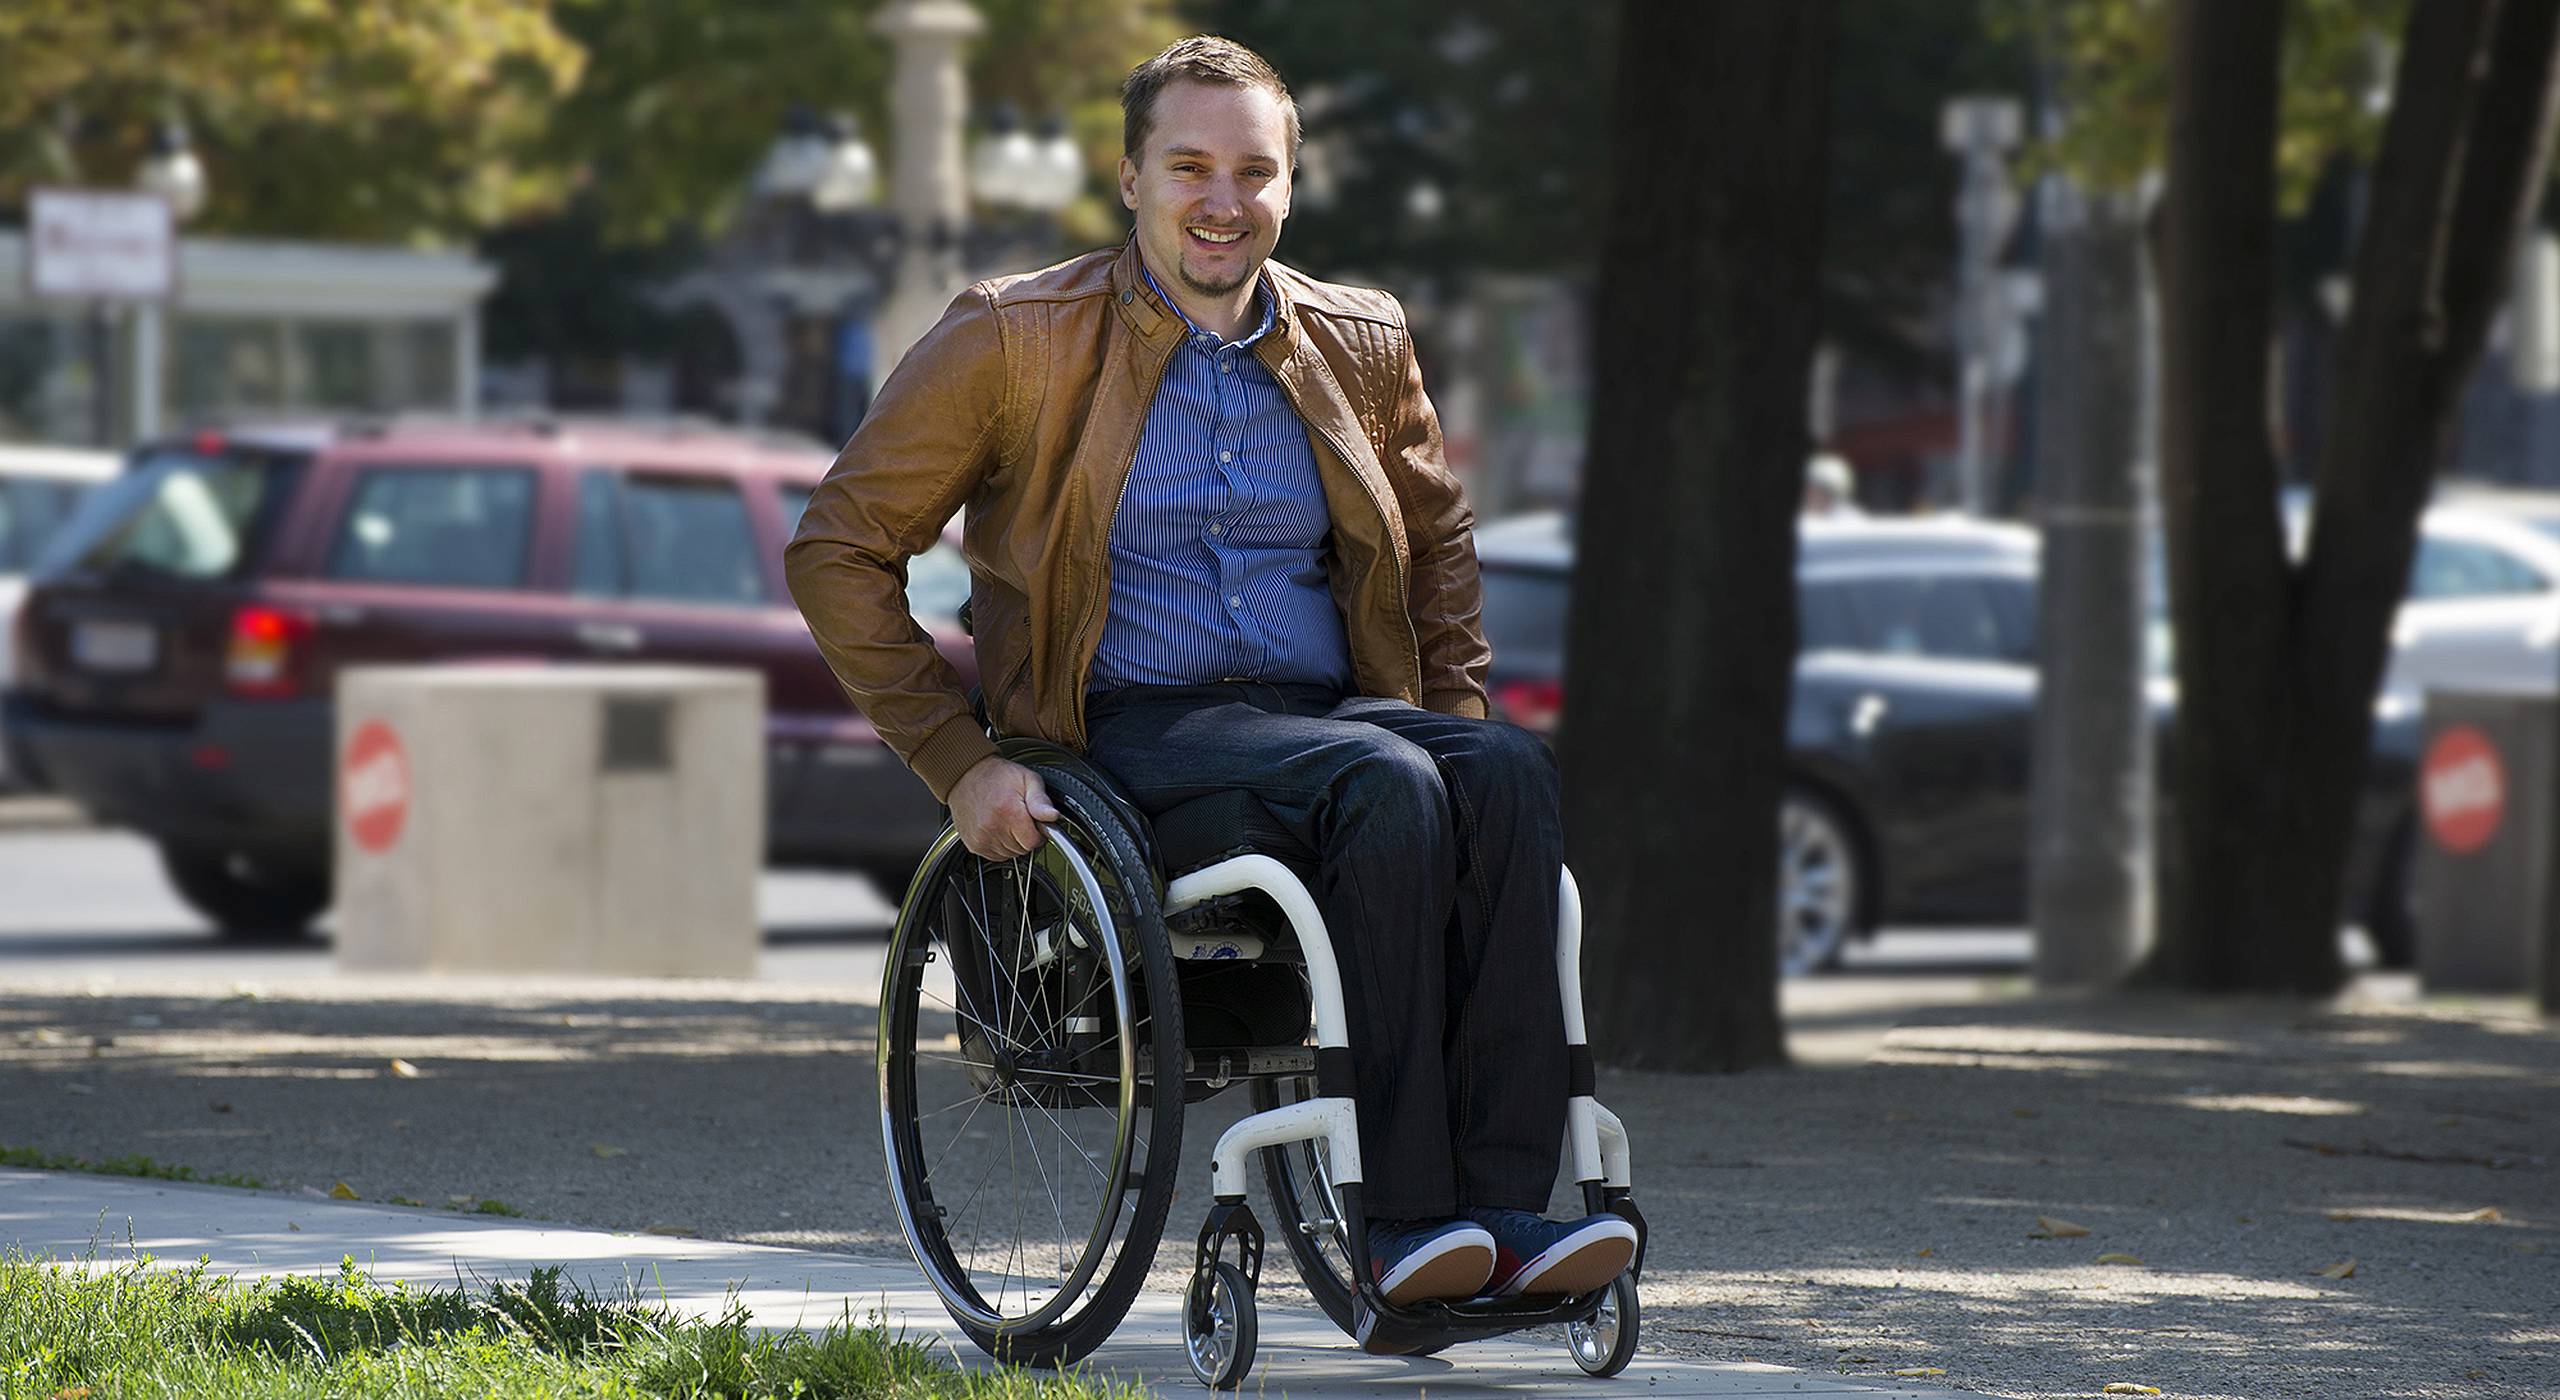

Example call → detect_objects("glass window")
621 475 765 606
42 446 304 582
327 466 536 590
0 479 90 572
173 319 288 420
1850 575 2010 662
571 470 625 597
775 482 814 535
906 541 974 626
1799 579 1861 652
2408 536 2549 599
1478 566 1571 663
295 323 375 411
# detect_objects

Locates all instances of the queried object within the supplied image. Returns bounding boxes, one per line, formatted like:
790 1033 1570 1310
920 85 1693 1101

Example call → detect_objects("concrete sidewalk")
4 1167 1975 1399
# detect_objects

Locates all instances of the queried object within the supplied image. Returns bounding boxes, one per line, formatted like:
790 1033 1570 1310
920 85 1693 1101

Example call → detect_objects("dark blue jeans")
1083 681 1567 1220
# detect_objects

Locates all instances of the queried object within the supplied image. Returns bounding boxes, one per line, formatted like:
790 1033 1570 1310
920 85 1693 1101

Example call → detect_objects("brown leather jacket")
784 239 1491 803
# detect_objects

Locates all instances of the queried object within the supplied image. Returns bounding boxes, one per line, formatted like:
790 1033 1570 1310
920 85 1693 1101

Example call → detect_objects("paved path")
5 1168 1975 1398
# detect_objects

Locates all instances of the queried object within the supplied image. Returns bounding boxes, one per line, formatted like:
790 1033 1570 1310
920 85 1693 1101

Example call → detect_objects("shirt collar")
1140 261 1276 351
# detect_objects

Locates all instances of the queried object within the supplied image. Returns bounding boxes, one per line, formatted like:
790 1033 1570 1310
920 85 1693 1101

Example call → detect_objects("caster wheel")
1566 1272 1640 1377
1184 1260 1257 1390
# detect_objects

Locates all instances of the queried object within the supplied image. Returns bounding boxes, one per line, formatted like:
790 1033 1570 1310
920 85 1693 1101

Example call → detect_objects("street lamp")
810 112 880 214
136 121 208 222
753 106 835 203
1023 115 1084 214
969 103 1040 209
131 120 206 441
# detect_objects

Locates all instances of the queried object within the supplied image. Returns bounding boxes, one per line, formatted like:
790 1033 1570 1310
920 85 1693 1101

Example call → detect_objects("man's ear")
1119 156 1140 211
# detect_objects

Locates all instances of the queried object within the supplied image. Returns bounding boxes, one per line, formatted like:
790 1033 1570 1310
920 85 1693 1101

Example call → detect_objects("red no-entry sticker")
2422 724 2505 856
342 721 411 854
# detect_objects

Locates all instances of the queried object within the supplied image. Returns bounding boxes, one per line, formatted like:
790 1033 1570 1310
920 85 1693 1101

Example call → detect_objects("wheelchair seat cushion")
1149 788 1319 875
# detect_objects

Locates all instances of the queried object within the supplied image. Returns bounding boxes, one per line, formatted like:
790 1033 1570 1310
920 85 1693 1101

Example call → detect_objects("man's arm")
785 285 1013 802
1381 321 1493 718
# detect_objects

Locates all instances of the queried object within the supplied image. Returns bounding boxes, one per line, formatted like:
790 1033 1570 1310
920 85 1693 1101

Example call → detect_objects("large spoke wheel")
1778 787 1861 977
880 812 1185 1368
1254 1073 1361 1333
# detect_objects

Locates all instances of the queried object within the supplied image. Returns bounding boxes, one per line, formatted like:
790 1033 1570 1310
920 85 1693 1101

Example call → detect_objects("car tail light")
225 604 313 698
1493 678 1564 735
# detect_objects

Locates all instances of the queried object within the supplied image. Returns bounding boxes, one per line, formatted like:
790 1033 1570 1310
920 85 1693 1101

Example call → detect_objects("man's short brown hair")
1120 35 1300 165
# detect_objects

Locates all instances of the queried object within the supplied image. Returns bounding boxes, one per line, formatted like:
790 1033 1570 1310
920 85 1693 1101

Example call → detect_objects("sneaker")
1466 1208 1638 1298
1367 1218 1496 1306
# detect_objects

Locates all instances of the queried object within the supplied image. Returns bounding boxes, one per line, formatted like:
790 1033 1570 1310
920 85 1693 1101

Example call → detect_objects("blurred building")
0 232 493 445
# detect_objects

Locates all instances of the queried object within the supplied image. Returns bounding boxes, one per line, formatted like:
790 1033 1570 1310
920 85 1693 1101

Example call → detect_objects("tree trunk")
1565 0 1835 1071
2157 0 2560 992
2030 180 2154 987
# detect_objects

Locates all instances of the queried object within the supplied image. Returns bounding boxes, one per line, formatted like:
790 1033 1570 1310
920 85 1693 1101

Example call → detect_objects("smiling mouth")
1186 226 1247 246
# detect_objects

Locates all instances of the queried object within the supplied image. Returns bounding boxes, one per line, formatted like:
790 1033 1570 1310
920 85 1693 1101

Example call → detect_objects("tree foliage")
2007 0 2408 209
0 0 584 241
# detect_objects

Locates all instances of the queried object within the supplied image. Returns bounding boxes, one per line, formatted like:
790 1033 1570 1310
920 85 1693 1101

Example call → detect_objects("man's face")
1120 80 1292 301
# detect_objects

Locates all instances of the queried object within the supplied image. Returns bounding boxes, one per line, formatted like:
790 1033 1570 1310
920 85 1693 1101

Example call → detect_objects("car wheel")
159 842 329 942
2364 818 2417 970
1778 786 1862 977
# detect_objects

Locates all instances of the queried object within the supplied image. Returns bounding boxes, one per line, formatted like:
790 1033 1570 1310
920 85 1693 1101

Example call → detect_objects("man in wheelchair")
787 34 1636 1372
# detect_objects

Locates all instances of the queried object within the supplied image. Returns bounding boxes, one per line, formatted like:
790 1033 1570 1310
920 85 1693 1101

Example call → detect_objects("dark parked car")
7 419 967 938
1473 512 2419 974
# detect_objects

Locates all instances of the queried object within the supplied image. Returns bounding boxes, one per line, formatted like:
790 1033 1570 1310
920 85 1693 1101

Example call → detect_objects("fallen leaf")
1892 1367 1946 1377
287 1222 301 1231
2029 1216 2092 1239
2456 1206 2503 1223
2326 1209 2357 1221
2102 1386 2163 1396
2096 1252 2145 1266
446 1194 476 1208
591 1144 627 1159
2011 1107 2041 1119
2235 1214 2254 1225
2318 1257 2357 1279
2440 1115 2463 1128
208 1101 232 1114
1916 1247 1936 1258
643 1224 698 1238
53 1384 93 1398
328 1181 359 1201
2467 1370 2489 1381
387 1059 420 1079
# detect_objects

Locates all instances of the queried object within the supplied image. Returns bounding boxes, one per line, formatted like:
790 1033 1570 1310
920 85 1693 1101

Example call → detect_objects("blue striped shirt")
1089 270 1353 692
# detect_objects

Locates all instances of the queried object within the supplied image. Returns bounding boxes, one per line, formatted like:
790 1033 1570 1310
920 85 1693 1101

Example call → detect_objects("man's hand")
949 756 1061 860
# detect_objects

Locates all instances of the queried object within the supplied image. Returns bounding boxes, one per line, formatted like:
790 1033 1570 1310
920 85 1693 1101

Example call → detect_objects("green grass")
0 1143 266 1190
1 1253 1142 1399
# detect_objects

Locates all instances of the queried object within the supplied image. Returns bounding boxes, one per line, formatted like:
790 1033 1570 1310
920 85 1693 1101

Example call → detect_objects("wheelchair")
876 735 1646 1389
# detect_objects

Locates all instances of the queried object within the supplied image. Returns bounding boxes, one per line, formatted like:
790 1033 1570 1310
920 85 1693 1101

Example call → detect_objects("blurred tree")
2011 0 2408 214
0 0 584 241
1563 0 1835 1071
2155 0 2560 992
1201 0 2021 372
484 0 1176 371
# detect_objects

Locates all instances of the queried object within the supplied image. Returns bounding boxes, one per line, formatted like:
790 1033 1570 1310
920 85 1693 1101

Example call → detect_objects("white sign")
28 188 176 302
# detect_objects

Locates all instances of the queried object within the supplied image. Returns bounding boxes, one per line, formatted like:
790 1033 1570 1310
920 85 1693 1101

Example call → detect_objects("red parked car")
6 418 969 939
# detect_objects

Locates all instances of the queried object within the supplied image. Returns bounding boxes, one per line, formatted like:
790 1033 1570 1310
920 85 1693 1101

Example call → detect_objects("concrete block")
335 665 763 977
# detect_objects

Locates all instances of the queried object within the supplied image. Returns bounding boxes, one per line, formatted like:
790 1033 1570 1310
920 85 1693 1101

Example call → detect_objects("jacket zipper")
1066 337 1182 747
1267 369 1426 700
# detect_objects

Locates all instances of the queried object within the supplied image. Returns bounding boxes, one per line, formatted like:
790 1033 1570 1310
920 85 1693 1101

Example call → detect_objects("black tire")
2364 819 2417 970
1253 1074 1362 1334
159 843 328 942
1183 1260 1258 1390
878 774 1185 1370
1778 785 1863 976
1566 1270 1641 1377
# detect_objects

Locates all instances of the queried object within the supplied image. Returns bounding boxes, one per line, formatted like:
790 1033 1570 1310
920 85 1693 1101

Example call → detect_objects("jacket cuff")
910 712 1002 805
1421 688 1489 720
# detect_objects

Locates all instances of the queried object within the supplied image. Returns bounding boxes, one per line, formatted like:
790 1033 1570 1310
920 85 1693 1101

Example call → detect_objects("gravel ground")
2 966 2552 1400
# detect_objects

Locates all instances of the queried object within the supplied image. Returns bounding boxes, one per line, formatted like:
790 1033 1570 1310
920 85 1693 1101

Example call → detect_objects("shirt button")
1219 450 1233 463
1227 595 1243 608
1208 522 1225 535
1219 362 1232 374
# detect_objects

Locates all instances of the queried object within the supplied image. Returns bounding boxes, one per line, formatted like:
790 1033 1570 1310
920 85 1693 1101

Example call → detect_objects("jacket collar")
1108 235 1298 353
